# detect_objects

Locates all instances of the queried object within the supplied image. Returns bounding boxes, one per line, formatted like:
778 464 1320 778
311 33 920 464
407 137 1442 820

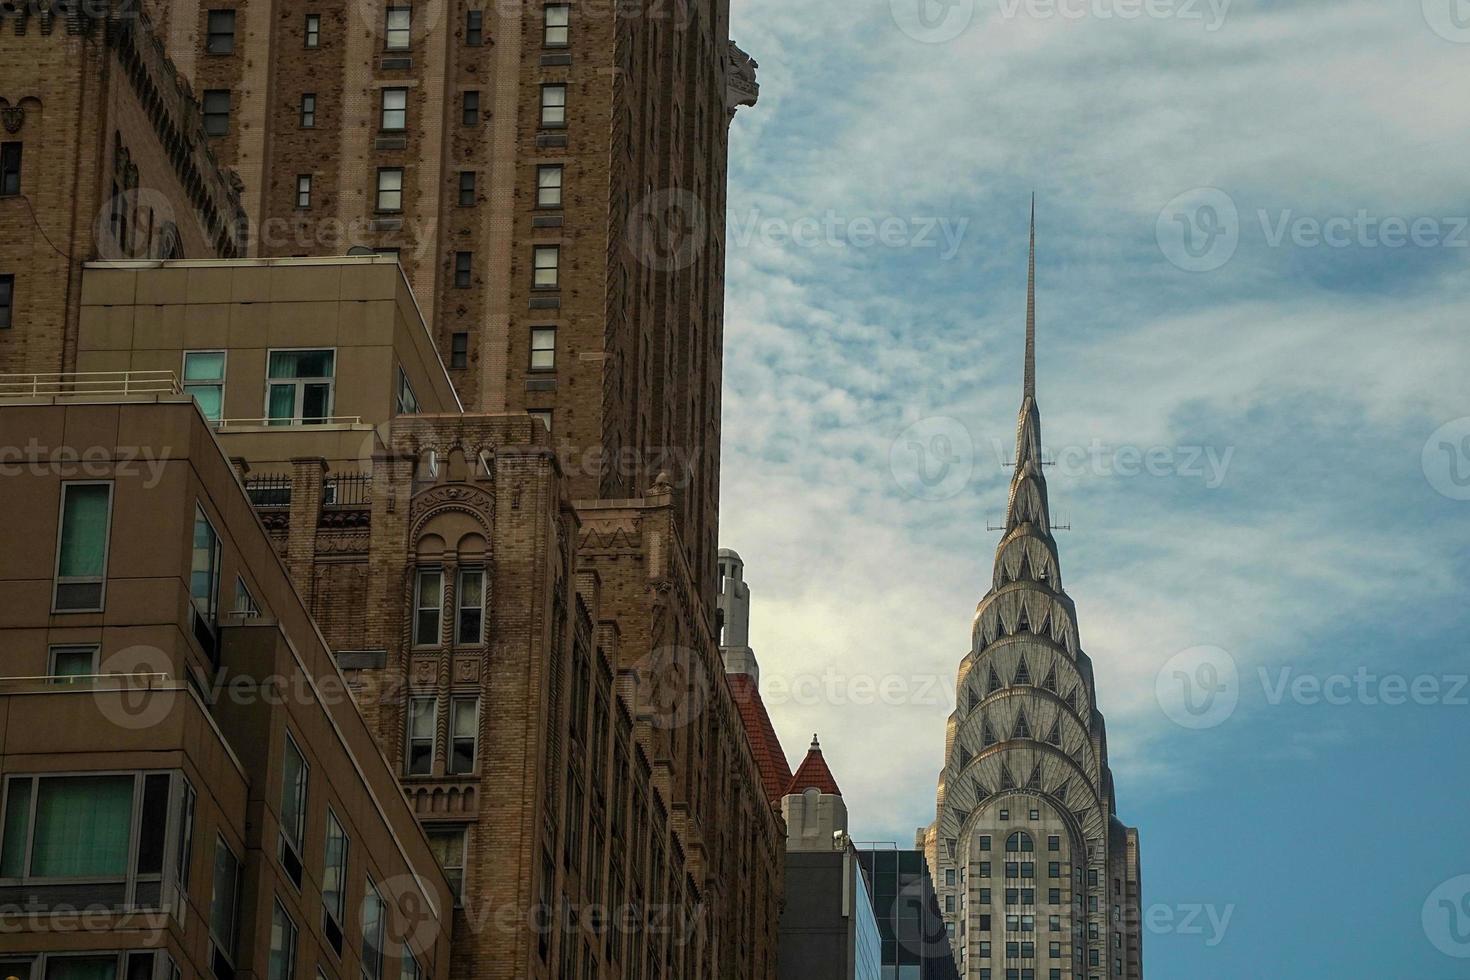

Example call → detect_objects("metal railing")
325 472 373 506
0 371 182 398
214 415 363 429
244 473 293 508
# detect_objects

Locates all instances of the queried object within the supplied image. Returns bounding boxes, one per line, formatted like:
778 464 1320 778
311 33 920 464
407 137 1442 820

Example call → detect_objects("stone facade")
925 219 1143 979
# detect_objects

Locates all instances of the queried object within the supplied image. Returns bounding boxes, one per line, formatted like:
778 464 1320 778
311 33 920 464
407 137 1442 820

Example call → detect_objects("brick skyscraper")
137 0 757 607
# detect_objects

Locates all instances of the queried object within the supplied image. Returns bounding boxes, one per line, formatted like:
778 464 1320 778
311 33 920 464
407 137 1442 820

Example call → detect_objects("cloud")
723 0 1470 843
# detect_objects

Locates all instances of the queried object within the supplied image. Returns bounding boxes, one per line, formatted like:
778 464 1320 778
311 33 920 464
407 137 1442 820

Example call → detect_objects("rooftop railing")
213 416 364 429
0 371 182 398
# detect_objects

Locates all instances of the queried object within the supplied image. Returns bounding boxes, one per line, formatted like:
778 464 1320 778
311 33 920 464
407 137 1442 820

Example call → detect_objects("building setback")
923 210 1144 979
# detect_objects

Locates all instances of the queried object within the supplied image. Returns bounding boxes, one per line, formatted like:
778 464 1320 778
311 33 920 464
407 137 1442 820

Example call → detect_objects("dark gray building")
857 847 961 980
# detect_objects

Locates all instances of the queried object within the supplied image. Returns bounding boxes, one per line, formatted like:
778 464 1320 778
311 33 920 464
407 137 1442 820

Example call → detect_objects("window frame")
384 6 412 50
202 90 231 137
265 347 337 424
450 332 469 369
531 245 559 289
47 644 99 682
182 349 227 422
425 827 467 906
455 567 485 644
205 9 236 54
52 481 114 613
457 170 476 207
529 326 556 370
380 89 408 132
0 273 13 328
461 90 480 127
300 94 316 129
454 251 472 288
277 732 309 888
543 3 570 47
0 142 21 196
464 8 483 45
412 568 443 647
405 696 437 776
360 878 386 980
539 84 566 128
321 808 350 954
269 897 299 980
375 167 404 213
296 174 313 209
210 834 243 974
448 696 478 774
536 164 563 209
190 503 223 639
304 12 320 47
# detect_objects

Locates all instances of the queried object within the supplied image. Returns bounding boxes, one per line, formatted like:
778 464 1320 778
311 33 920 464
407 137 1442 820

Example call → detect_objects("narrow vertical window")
376 168 404 211
461 90 480 126
448 698 478 773
183 350 226 421
206 9 236 53
543 4 570 46
532 245 559 288
269 900 298 980
0 274 13 328
528 410 552 433
450 332 469 368
202 91 231 136
278 734 308 887
384 6 411 50
53 482 113 611
381 89 408 131
413 569 442 645
426 828 466 905
191 505 222 650
454 251 472 288
399 949 420 980
296 175 312 209
0 143 21 196
457 171 476 207
406 697 436 775
536 165 563 208
530 326 556 369
322 810 349 952
361 880 386 980
304 13 320 46
455 569 484 643
464 9 483 45
210 837 241 978
300 94 316 128
539 84 566 127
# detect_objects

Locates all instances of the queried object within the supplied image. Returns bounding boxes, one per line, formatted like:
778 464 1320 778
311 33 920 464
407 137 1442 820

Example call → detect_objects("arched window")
1006 831 1034 853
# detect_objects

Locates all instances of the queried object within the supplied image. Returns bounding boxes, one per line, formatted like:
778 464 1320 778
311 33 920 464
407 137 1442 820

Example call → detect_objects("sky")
718 0 1470 975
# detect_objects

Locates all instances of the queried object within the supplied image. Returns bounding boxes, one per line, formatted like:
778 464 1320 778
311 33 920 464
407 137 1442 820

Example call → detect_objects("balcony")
0 370 181 399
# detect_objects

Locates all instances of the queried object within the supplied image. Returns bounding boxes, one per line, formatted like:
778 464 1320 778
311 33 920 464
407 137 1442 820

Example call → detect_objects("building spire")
1025 194 1036 401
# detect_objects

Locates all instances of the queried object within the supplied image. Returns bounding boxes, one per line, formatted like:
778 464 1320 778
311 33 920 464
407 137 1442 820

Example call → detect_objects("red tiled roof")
727 673 794 804
787 736 842 797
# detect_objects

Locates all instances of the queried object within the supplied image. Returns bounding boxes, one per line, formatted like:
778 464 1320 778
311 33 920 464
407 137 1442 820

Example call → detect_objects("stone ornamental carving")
726 41 760 115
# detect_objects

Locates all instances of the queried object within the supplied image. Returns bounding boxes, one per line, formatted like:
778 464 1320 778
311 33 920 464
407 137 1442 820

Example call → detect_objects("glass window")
48 645 98 681
0 143 20 196
462 90 479 126
376 167 403 212
426 827 466 904
465 9 483 44
270 899 298 980
456 569 484 643
406 697 435 775
183 350 226 421
300 94 316 128
396 368 419 415
381 89 407 131
304 13 320 47
322 810 350 930
980 835 992 851
191 505 221 629
449 697 477 773
279 734 308 881
528 410 551 433
203 91 230 136
361 879 385 980
529 327 556 370
454 251 472 288
450 333 469 369
532 246 558 288
536 165 562 208
543 4 569 45
206 10 235 53
399 949 419 980
210 837 241 970
54 482 112 611
385 6 411 49
266 349 335 424
458 171 476 207
0 274 13 327
414 569 442 645
540 85 566 127
296 174 312 208
1 774 132 878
